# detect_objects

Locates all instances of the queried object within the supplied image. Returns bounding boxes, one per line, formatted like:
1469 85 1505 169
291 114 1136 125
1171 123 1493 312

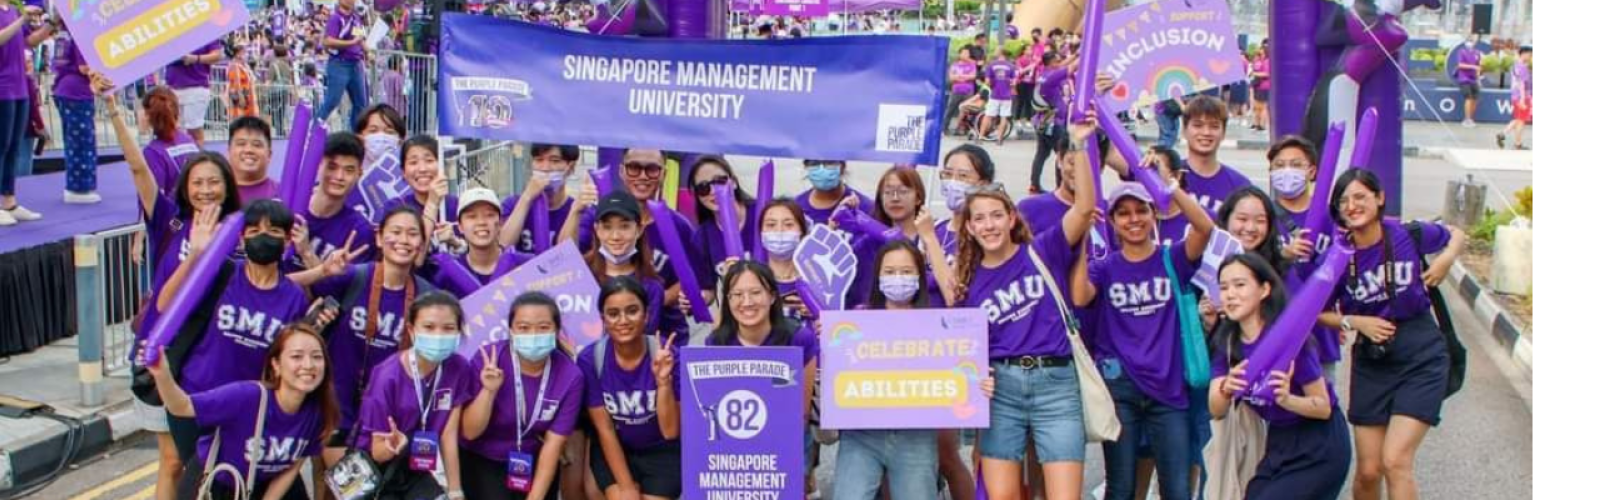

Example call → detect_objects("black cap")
595 190 641 222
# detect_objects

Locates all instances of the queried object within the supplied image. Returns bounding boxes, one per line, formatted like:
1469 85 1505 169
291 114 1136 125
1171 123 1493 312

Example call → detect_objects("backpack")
1404 221 1468 399
591 335 662 380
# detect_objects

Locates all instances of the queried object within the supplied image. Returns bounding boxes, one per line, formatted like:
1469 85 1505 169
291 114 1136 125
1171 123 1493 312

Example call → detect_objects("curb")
0 401 136 492
1445 262 1533 377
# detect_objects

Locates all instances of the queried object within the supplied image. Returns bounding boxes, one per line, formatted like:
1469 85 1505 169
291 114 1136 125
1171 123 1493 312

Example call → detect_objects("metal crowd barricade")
451 140 521 198
366 50 440 136
73 224 150 405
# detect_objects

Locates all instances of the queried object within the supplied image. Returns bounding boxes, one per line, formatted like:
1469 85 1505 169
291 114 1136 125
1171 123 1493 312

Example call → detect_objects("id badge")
506 451 535 492
409 431 440 472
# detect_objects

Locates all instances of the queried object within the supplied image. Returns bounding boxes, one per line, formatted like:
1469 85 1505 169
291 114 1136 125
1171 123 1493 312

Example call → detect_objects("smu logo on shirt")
309 235 345 261
1346 262 1417 303
978 276 1047 323
245 436 314 471
1107 277 1174 315
347 307 405 346
602 390 659 426
217 305 292 346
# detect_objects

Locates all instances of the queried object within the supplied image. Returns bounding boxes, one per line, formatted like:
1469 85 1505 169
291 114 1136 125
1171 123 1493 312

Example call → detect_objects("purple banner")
61 0 250 87
793 225 857 311
1095 0 1247 114
458 241 603 353
681 347 805 500
352 134 411 224
761 0 827 17
820 309 990 430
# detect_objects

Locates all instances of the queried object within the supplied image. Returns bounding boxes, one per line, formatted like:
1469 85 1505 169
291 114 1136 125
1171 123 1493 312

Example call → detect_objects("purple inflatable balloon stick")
712 182 745 259
1303 120 1346 240
647 201 714 323
293 123 328 215
1085 132 1108 213
532 194 551 253
1093 95 1170 213
279 105 313 213
590 166 615 197
141 213 245 366
830 207 892 241
794 279 825 322
1241 238 1354 405
752 159 775 262
429 254 484 297
1071 0 1107 122
1350 107 1380 169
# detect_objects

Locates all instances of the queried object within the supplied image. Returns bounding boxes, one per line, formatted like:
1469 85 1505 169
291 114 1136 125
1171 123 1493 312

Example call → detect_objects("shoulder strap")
170 261 239 374
244 383 270 493
1025 246 1082 334
593 337 607 380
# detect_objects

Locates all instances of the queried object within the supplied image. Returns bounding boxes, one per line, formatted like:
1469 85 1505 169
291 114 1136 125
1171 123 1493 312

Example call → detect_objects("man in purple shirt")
228 116 278 204
164 41 222 147
979 51 1016 143
318 0 369 132
1180 96 1254 215
1454 34 1483 127
293 132 375 271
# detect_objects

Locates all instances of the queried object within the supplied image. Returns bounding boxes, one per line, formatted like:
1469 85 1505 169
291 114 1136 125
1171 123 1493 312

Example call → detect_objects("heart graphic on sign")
1207 59 1232 75
1111 82 1131 101
581 320 603 340
212 8 235 27
952 403 977 420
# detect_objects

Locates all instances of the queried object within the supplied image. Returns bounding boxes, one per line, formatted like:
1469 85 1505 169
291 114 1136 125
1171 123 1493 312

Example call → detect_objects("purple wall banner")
1094 0 1247 114
793 225 857 311
439 13 948 165
762 0 827 17
458 241 603 354
820 309 990 430
681 347 805 500
351 133 411 224
62 0 250 87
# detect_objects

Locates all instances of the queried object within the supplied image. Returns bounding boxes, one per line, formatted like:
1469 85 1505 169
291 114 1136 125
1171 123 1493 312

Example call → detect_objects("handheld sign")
62 0 251 87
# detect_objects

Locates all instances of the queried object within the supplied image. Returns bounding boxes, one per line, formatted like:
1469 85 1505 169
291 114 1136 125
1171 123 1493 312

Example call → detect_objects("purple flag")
1191 230 1245 307
458 241 604 353
1241 240 1354 405
142 213 244 366
1095 0 1249 114
681 347 805 500
60 0 251 87
648 201 714 323
820 309 990 429
794 225 858 311
713 183 745 259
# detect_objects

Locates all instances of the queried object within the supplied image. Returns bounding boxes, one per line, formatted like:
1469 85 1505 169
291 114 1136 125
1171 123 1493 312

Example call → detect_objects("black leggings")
1030 125 1061 191
460 449 561 500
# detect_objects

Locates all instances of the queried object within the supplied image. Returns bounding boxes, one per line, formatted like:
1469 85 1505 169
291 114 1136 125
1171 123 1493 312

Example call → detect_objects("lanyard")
406 351 446 429
513 354 553 450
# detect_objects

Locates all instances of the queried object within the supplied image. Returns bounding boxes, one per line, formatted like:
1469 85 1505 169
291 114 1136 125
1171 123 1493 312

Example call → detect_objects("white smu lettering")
217 305 288 340
178 238 193 262
980 276 1046 322
1348 262 1416 302
310 236 341 260
602 390 658 417
349 307 406 343
1108 278 1173 308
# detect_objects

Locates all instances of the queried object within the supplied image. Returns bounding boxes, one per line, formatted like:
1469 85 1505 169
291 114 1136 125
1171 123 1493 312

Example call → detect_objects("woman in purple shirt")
1208 253 1349 499
580 277 682 499
385 135 460 252
148 322 336 500
689 156 757 280
500 144 580 254
0 3 53 226
356 292 474 499
138 87 200 197
52 34 98 202
462 292 584 500
1315 169 1464 500
757 199 811 322
795 159 875 239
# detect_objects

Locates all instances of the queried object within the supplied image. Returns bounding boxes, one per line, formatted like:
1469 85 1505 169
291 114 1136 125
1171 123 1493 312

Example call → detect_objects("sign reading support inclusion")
438 13 948 165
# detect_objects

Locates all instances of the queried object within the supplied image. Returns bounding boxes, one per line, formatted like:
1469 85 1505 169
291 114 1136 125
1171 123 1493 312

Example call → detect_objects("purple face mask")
1270 169 1308 198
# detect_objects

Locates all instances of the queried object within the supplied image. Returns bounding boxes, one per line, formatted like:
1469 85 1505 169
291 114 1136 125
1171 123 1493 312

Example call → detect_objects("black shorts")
460 449 561 500
1253 87 1270 102
1460 83 1481 99
589 439 682 497
1348 316 1450 427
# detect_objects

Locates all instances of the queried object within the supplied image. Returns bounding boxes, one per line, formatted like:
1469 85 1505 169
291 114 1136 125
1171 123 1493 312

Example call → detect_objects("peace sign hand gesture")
653 333 678 386
478 345 505 394
372 417 408 459
319 233 369 278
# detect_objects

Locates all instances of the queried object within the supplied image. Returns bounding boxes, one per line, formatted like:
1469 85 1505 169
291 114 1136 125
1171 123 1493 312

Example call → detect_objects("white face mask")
761 231 802 258
599 244 638 265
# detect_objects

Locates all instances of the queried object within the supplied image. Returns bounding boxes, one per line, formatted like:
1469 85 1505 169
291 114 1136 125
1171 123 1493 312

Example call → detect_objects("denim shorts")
979 361 1087 463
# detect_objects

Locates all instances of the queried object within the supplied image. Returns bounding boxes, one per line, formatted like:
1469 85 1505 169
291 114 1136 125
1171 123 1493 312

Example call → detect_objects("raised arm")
1061 112 1101 247
1176 186 1216 262
99 75 159 217
1070 247 1096 308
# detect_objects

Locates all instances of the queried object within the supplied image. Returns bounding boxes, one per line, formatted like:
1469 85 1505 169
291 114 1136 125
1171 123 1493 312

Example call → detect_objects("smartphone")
311 296 341 327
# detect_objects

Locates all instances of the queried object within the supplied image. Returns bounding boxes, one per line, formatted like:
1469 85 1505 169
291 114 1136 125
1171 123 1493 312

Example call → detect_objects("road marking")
123 484 156 500
68 461 157 500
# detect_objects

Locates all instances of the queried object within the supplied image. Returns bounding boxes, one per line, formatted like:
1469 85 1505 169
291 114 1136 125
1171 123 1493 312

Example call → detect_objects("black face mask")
244 233 285 265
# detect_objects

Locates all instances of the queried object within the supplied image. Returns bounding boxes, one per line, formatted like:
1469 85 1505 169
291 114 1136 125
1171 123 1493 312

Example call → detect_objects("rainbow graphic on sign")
953 361 982 381
828 322 865 347
1149 65 1203 101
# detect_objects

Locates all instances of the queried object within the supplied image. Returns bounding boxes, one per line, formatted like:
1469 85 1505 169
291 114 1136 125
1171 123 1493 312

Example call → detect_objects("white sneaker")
0 209 15 226
1463 119 1477 128
64 191 102 204
5 205 42 221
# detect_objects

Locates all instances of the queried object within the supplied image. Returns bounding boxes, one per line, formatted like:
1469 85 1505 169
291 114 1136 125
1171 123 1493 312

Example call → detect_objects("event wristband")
1340 315 1354 332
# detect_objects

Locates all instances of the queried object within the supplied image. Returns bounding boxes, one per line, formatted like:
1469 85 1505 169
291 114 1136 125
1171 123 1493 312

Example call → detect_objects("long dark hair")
711 260 798 347
1331 168 1385 229
759 197 810 239
262 322 340 443
868 240 930 309
1208 253 1290 367
583 211 660 283
1218 187 1288 274
174 152 243 220
689 156 754 225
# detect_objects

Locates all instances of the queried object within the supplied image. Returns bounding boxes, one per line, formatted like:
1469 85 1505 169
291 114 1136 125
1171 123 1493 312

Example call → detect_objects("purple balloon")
1071 0 1107 122
590 167 615 197
532 194 551 253
751 160 775 262
142 213 245 366
1241 239 1354 404
1350 107 1380 169
647 201 714 323
279 105 312 213
712 182 745 258
830 206 891 240
1303 120 1346 241
429 254 483 297
292 123 328 215
1085 132 1108 213
1129 165 1173 215
794 279 825 322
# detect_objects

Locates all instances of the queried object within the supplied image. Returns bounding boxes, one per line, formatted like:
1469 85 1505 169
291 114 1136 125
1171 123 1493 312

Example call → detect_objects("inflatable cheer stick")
142 213 244 366
1240 239 1354 405
712 182 745 259
648 201 713 323
1350 107 1380 170
1070 0 1107 122
429 253 484 297
751 160 775 262
279 105 312 213
292 122 328 215
794 279 826 320
1302 121 1347 243
532 193 551 253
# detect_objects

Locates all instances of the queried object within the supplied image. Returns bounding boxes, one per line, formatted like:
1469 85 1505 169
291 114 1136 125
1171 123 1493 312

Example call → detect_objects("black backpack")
1404 222 1468 399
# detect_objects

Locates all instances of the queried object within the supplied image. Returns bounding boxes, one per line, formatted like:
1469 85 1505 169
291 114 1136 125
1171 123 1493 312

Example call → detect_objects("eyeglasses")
727 289 770 305
1271 160 1312 169
693 175 732 196
623 162 664 180
939 169 980 182
881 187 914 200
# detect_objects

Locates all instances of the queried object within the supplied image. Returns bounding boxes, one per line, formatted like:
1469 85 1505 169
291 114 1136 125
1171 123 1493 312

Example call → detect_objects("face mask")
412 332 459 363
942 180 975 211
513 332 558 361
542 172 566 194
879 275 921 303
365 133 400 157
1269 169 1309 198
244 233 285 265
807 166 842 191
761 231 802 258
599 244 638 265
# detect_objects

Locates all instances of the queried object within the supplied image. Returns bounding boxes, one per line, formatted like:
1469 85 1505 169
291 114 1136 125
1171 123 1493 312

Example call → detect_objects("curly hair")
951 190 1032 304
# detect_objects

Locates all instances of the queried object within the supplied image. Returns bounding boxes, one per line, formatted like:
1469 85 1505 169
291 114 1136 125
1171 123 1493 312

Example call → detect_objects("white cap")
457 187 502 219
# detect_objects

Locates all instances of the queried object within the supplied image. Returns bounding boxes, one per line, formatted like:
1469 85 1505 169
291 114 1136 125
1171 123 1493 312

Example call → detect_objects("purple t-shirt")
577 340 679 451
1455 46 1481 85
1330 219 1450 321
502 195 576 254
192 382 325 488
1155 214 1191 248
295 203 376 271
951 61 978 95
706 323 820 368
237 178 281 205
1181 160 1254 215
463 342 585 462
310 264 428 430
326 8 365 62
958 227 1078 359
0 9 28 100
355 352 475 452
1211 338 1332 426
143 138 200 197
164 42 220 89
693 205 759 284
178 263 311 394
844 230 946 310
51 37 92 100
1276 204 1341 363
987 60 1016 101
1088 245 1195 409
795 187 877 235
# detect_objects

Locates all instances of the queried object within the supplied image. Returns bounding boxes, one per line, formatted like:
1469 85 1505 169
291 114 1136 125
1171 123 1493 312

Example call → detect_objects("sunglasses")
693 175 732 196
623 162 664 180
